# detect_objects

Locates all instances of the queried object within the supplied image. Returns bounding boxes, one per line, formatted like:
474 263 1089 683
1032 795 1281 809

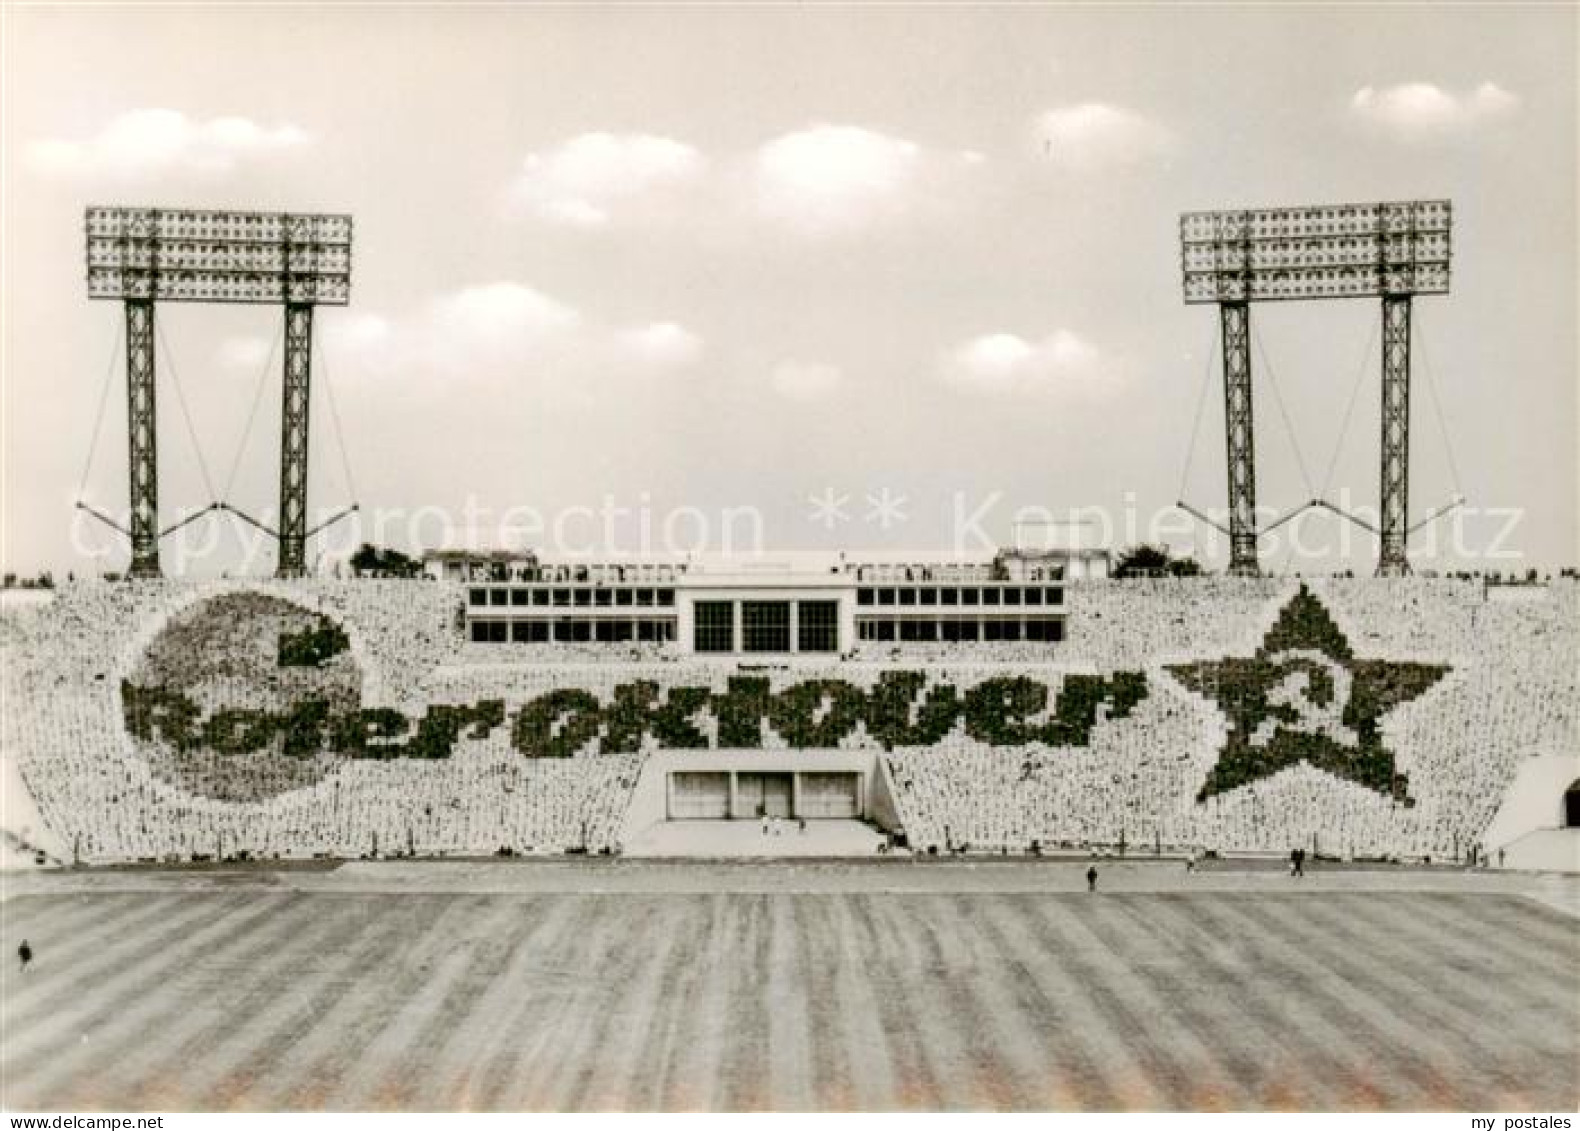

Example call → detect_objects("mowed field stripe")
486 894 656 1111
2 893 218 1023
230 895 475 1110
2 894 286 1095
806 894 900 1110
868 895 998 1110
1181 896 1436 1110
1217 897 1472 1108
328 896 529 1110
897 897 1042 1112
784 897 854 1111
443 896 592 1111
761 896 816 1112
1257 894 1541 1107
27 893 331 1109
1 892 164 964
658 894 743 1111
717 895 776 1112
968 894 1107 1109
641 894 739 1112
1071 895 1248 1109
170 894 406 1109
1132 895 1355 1111
406 896 583 1110
632 894 727 1110
275 894 491 1110
1026 898 1170 1109
1312 895 1545 1040
587 895 718 1111
935 897 1074 1112
108 893 362 1109
844 893 952 1110
1398 894 1579 989
974 894 1121 1109
1048 896 1235 1109
1296 895 1573 1106
543 896 687 1112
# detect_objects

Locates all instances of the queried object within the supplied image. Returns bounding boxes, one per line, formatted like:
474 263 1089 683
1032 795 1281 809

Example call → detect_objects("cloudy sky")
2 4 1574 576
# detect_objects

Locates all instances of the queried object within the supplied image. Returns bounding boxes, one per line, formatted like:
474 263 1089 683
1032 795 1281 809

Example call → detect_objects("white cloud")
616 322 703 369
26 109 309 180
510 132 704 227
754 125 924 232
325 281 701 395
430 282 581 364
1350 81 1519 136
942 330 1119 395
1034 103 1174 172
507 123 982 235
770 360 843 400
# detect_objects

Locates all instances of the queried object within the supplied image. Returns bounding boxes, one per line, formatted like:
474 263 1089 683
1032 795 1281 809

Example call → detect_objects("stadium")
3 531 1577 1111
3 8 1578 1115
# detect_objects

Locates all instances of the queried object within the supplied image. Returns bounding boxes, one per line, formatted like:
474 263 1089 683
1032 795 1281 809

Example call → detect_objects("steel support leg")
1377 295 1412 576
1220 301 1259 576
277 303 313 578
124 299 160 578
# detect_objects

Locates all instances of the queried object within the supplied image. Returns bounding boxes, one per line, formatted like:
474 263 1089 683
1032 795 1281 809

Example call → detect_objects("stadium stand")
2 576 1574 863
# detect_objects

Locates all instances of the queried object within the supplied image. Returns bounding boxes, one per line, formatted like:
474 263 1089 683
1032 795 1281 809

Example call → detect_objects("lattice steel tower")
1179 200 1452 576
85 207 353 578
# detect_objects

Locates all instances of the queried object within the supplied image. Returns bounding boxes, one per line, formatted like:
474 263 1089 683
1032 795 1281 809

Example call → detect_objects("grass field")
1 869 1575 1111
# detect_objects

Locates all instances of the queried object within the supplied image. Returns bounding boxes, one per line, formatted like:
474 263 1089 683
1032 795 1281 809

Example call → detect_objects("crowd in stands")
2 575 1574 863
883 578 1578 860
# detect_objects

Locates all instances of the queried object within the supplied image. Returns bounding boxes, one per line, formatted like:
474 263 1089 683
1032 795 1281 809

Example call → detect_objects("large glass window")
694 601 735 653
743 601 791 652
797 600 839 652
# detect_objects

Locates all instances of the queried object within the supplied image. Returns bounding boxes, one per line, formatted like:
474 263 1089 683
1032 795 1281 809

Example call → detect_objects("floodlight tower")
86 207 353 578
1179 200 1452 576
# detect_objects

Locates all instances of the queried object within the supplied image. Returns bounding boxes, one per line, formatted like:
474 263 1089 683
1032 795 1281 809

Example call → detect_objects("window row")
856 586 1062 608
694 600 840 654
468 617 678 644
855 617 1065 643
468 586 677 609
